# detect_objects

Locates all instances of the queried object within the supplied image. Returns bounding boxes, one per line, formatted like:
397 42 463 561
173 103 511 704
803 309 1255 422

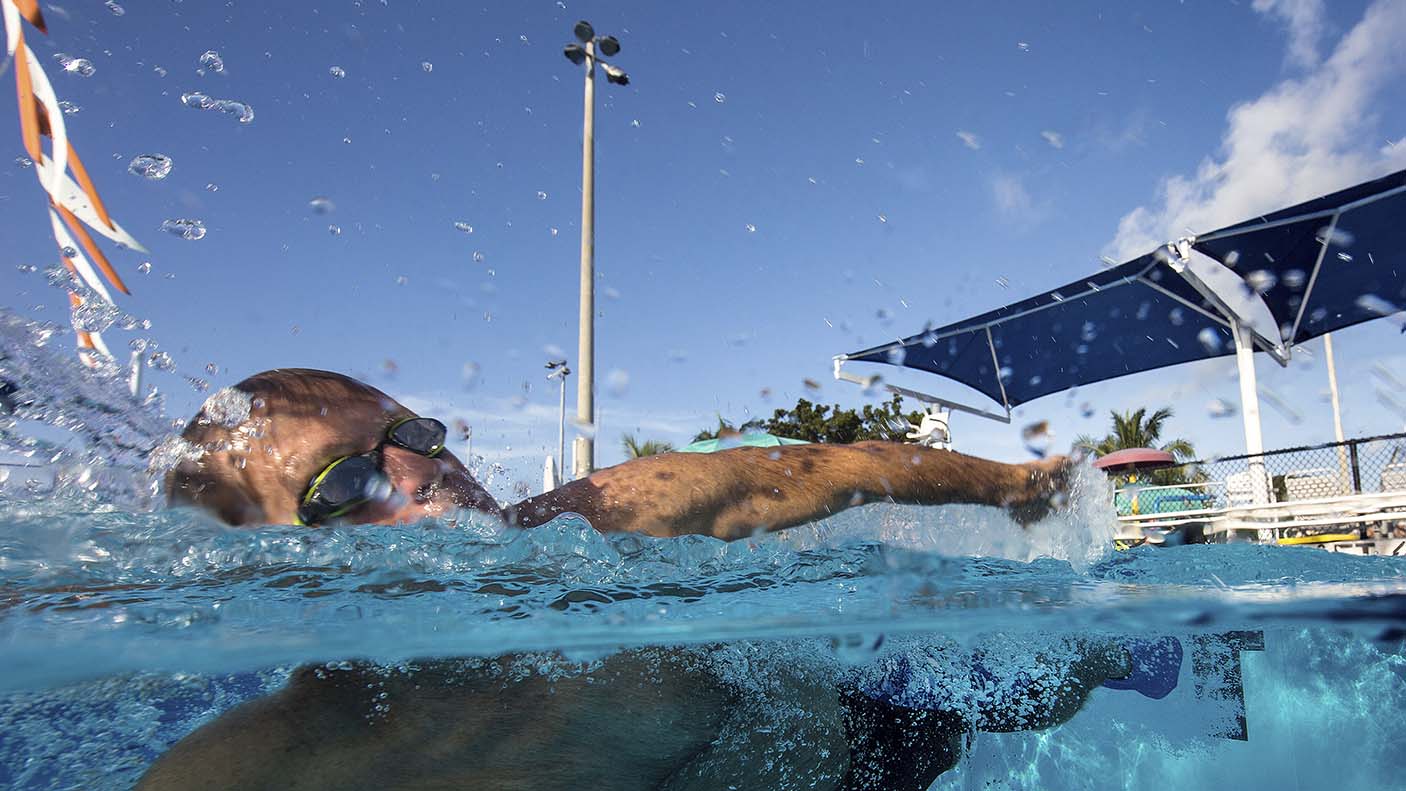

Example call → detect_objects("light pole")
563 21 628 480
546 359 571 479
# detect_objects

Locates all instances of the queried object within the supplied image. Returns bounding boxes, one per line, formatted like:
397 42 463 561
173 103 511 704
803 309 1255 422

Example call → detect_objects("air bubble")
329 65 346 78
309 196 335 214
713 92 726 103
745 223 757 233
105 0 125 15
328 224 342 236
536 191 548 200
1197 327 1221 353
454 221 475 233
421 61 434 73
137 262 152 274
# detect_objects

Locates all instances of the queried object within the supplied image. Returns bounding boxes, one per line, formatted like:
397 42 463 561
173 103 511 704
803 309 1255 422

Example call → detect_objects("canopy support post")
1232 319 1270 505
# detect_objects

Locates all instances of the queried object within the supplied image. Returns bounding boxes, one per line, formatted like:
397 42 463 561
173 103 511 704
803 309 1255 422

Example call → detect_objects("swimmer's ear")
166 463 263 526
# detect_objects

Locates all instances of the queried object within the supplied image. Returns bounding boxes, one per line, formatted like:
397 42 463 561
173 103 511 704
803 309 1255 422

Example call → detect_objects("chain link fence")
1114 432 1406 515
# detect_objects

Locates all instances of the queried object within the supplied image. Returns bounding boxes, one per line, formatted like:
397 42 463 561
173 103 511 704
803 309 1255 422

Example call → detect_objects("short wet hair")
165 368 410 525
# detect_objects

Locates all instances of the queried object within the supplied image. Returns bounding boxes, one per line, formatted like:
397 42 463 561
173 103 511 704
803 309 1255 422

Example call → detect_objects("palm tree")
621 433 674 458
1075 407 1197 484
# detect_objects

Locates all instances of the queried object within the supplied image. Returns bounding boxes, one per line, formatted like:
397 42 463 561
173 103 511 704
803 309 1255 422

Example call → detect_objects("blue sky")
3 0 1405 496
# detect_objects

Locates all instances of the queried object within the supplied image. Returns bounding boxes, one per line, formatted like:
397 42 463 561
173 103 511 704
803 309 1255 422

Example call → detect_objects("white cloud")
1107 0 1406 261
956 130 982 150
1040 130 1064 149
992 173 1033 217
1253 0 1326 68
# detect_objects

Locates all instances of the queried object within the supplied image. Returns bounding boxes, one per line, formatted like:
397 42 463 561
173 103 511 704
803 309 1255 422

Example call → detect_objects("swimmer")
164 368 1075 537
141 368 1099 790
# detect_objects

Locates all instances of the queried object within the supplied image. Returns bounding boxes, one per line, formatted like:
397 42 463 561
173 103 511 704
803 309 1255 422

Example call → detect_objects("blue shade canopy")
841 167 1406 411
1192 167 1406 348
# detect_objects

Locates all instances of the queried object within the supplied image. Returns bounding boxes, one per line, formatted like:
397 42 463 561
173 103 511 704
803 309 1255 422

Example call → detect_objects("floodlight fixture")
601 62 630 85
597 36 620 56
563 43 586 65
573 20 595 43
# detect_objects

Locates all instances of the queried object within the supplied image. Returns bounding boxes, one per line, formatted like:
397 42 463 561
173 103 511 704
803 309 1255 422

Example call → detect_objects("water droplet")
71 302 120 333
153 65 168 78
877 213 888 224
631 119 641 127
342 136 353 144
105 0 125 15
1197 327 1222 353
160 218 207 240
452 221 475 234
549 227 560 237
1017 41 1031 51
14 156 32 169
606 368 630 396
885 346 907 365
1021 420 1052 458
128 153 173 180
1245 269 1277 294
1168 308 1185 326
53 53 96 77
60 246 77 258
146 350 176 371
198 50 225 74
329 65 346 78
1337 251 1353 263
180 92 254 123
995 276 1010 289
205 182 219 192
205 362 219 375
328 224 342 236
395 275 408 286
57 100 81 115
137 261 152 274
1356 294 1400 317
745 223 757 233
309 196 335 214
472 251 485 263
1206 398 1236 418
712 92 727 104
536 190 548 200
421 61 434 73
1079 402 1095 418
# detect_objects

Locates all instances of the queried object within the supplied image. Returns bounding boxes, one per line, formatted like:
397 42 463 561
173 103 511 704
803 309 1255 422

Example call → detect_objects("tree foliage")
695 394 924 444
1074 407 1199 485
621 434 674 458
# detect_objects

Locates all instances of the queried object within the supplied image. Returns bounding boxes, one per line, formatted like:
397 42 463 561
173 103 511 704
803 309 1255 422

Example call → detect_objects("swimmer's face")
288 397 499 526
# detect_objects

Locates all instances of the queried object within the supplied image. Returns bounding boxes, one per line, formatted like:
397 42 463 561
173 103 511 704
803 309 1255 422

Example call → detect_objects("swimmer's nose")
380 444 446 500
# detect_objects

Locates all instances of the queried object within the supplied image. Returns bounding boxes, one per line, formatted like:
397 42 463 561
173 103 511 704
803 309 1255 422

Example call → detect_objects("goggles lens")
299 453 384 525
387 417 447 457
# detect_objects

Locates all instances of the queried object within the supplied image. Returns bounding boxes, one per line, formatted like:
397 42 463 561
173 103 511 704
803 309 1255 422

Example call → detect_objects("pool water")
1 496 1403 789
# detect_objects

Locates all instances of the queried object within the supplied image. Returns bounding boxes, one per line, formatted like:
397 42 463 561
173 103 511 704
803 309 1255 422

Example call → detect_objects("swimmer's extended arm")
508 441 1072 541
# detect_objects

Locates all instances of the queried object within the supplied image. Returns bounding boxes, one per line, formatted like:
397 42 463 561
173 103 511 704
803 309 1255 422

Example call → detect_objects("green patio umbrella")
678 432 810 453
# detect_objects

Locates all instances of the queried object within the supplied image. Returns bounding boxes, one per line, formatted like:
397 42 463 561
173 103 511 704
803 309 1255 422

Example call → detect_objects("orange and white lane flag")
4 0 146 363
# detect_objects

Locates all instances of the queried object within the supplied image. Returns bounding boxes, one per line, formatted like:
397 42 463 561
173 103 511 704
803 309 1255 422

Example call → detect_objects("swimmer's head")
165 368 500 526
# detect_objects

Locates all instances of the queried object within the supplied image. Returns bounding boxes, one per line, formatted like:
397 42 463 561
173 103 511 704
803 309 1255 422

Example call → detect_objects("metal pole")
1324 332 1350 492
558 373 567 477
573 39 596 480
1232 320 1270 505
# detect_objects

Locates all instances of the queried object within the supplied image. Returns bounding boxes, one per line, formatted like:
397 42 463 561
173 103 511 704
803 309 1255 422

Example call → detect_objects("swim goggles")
296 416 447 526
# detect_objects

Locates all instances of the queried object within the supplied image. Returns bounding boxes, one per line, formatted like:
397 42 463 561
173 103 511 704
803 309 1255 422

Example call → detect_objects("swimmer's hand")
1004 454 1076 527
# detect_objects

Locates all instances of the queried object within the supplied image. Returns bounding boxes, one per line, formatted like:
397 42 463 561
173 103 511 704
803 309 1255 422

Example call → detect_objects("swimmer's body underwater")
140 367 1157 790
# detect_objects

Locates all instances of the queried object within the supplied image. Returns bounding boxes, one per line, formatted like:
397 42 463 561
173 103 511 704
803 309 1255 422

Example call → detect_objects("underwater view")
4 1 1406 789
